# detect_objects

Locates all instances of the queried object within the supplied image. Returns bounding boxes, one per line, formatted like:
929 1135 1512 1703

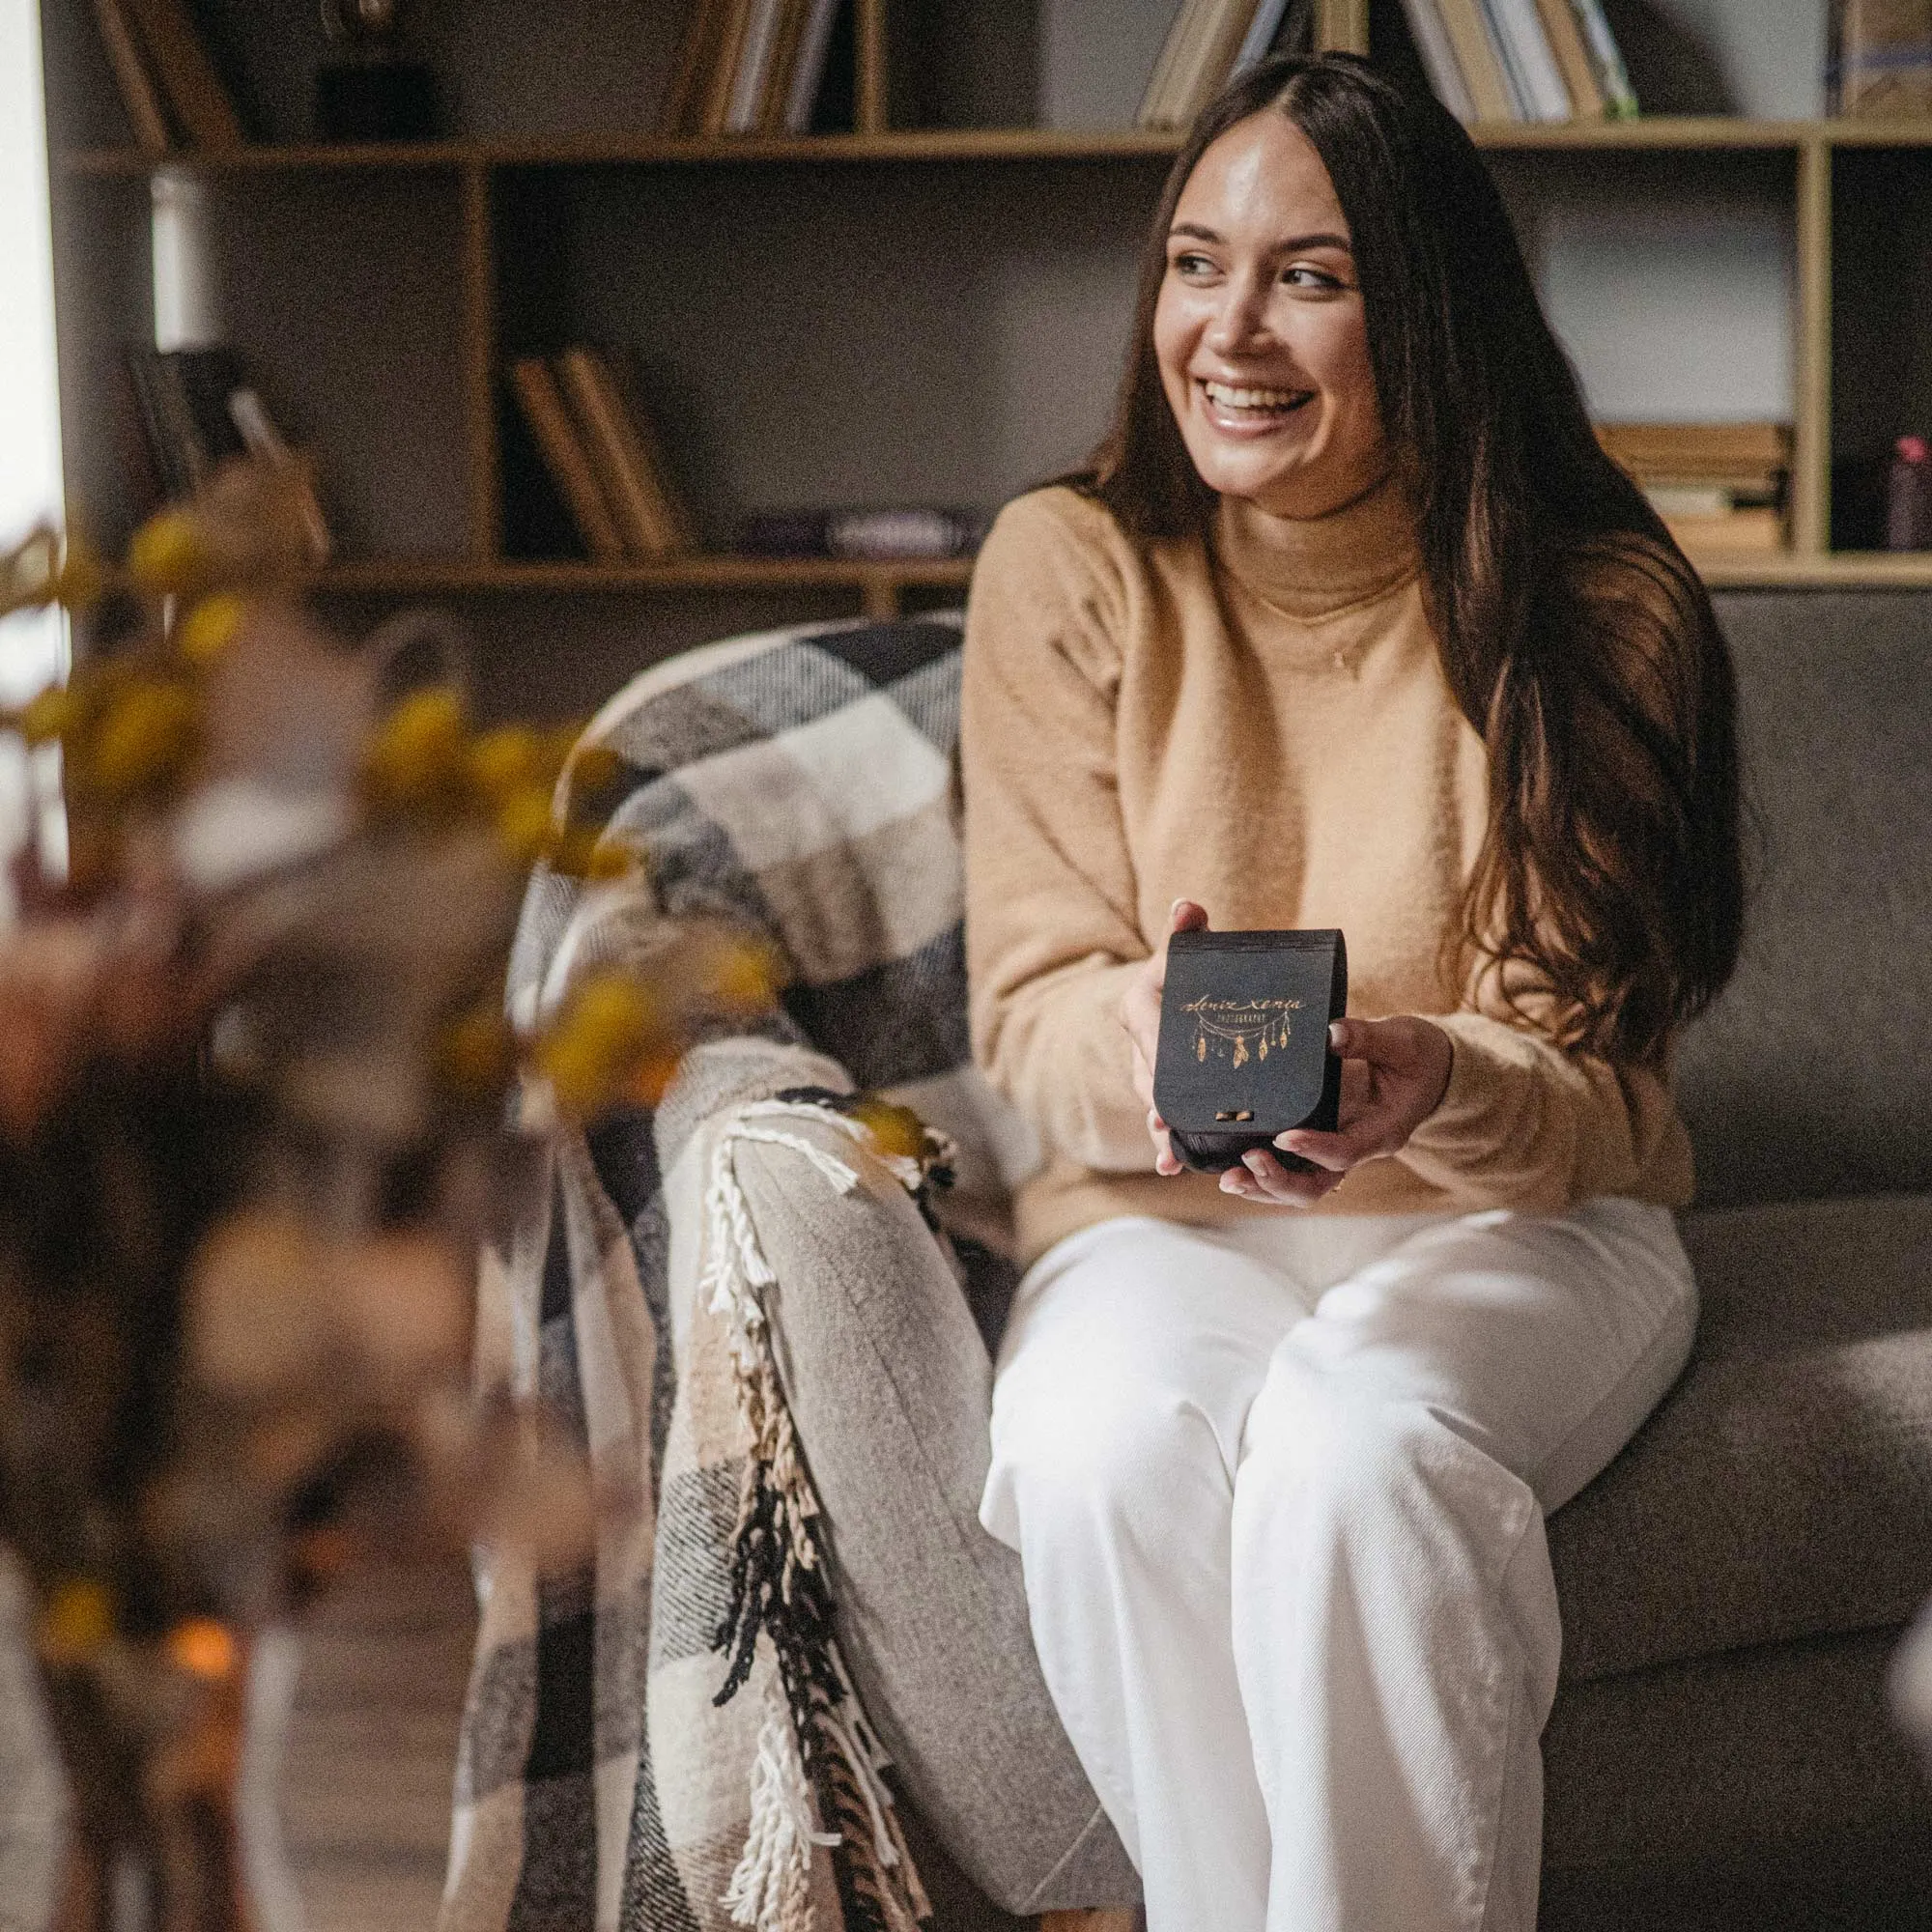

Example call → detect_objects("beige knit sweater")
960 479 1693 1264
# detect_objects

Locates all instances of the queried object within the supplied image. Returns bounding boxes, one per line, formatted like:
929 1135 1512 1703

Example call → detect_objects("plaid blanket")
441 615 1032 1932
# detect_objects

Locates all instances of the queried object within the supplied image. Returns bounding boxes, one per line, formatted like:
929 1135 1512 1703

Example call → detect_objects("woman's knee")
1242 1377 1531 1548
987 1354 1232 1550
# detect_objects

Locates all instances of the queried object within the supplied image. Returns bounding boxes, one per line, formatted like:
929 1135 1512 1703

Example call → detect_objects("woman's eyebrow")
1168 222 1353 253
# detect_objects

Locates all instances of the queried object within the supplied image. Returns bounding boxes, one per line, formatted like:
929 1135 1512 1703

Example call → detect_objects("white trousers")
980 1201 1697 1932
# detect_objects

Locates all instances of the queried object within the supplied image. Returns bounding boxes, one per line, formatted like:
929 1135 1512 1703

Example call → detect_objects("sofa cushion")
1550 1193 1932 1683
1541 1625 1932 1925
1683 591 1932 1208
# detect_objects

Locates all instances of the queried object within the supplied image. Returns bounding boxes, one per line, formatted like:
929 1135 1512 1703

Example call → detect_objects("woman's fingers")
1221 1147 1339 1205
1149 1108 1183 1177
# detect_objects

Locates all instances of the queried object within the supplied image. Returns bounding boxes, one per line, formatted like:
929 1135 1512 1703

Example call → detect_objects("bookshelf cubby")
36 0 1932 721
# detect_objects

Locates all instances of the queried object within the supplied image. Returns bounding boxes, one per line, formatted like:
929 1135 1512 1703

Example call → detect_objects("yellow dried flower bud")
53 531 106 613
17 684 79 746
39 1580 113 1665
495 786 555 866
710 940 779 1013
166 1616 237 1683
584 839 639 882
849 1096 927 1162
437 1002 514 1097
539 971 659 1116
468 724 541 804
176 591 248 667
361 687 469 814
128 508 206 596
86 681 199 799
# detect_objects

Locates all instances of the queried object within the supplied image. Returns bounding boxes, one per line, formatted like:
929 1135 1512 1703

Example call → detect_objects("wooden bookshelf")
37 0 1932 721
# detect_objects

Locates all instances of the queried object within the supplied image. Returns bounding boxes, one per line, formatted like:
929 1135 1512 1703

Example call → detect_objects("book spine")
757 0 810 132
783 0 842 131
120 0 242 149
1532 0 1605 116
151 353 215 491
1484 0 1572 119
509 357 626 563
1397 0 1478 121
725 0 785 133
553 348 675 560
1231 0 1293 76
599 354 698 554
1175 0 1265 125
1567 0 1637 117
1182 0 1260 122
125 349 192 500
701 0 758 135
1431 0 1520 120
1138 0 1202 128
1470 0 1533 115
91 0 171 156
664 0 730 135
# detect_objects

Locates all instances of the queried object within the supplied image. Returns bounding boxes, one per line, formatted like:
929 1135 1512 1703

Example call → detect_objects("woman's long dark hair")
1085 52 1743 1064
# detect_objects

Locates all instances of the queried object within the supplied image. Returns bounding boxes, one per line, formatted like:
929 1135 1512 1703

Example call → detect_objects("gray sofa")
1532 588 1932 1928
518 585 1932 1932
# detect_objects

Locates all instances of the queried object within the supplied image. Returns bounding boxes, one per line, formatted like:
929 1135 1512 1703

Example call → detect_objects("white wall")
0 0 68 905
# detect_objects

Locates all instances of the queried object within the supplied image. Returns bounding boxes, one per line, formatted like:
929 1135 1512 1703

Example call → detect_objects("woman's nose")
1204 277 1270 354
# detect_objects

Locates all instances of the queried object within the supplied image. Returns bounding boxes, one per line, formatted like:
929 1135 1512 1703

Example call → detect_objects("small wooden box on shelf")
40 0 1932 729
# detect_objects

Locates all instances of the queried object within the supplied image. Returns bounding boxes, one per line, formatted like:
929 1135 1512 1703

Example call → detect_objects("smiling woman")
959 49 1745 1932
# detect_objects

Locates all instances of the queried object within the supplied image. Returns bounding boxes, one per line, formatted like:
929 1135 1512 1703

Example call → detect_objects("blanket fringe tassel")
705 1098 936 1932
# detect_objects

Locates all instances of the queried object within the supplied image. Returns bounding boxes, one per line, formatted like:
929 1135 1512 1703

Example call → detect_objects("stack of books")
1138 0 1312 129
661 0 846 136
1833 0 1932 115
510 349 695 564
737 506 986 560
89 0 242 156
1393 0 1635 122
1597 421 1792 556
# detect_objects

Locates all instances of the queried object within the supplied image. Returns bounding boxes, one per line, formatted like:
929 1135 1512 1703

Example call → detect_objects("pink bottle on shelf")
1888 435 1932 551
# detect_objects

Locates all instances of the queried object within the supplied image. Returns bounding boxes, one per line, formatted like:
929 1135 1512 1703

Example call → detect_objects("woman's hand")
1119 897 1209 1177
1219 1014 1455 1207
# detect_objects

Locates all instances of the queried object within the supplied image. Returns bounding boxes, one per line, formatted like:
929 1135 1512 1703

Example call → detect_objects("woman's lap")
985 1198 1697 1529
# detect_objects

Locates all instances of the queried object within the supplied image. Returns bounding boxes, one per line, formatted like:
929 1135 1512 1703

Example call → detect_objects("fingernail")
1328 1021 1345 1049
1273 1132 1296 1150
1170 897 1187 918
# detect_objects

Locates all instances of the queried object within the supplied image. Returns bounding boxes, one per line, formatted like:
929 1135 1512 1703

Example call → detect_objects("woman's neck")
1212 472 1421 622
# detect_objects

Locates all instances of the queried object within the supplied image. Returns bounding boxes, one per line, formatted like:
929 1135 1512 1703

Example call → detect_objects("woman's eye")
1171 252 1216 278
1283 264 1344 291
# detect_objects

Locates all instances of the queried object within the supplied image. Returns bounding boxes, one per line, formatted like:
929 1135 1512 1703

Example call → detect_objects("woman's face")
1153 111 1389 520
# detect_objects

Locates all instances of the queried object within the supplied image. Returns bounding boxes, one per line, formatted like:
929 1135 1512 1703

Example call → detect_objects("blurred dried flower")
0 462 774 1928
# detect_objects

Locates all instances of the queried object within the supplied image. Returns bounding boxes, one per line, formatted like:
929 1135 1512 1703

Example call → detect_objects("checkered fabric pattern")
441 614 1026 1932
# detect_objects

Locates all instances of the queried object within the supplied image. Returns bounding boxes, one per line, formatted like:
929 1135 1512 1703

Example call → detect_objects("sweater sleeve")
1398 1010 1693 1214
960 492 1154 1174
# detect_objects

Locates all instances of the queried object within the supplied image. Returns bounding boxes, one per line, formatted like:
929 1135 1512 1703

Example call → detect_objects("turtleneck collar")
1211 472 1422 623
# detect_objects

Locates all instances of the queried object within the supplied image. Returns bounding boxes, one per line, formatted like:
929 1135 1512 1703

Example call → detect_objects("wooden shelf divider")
460 163 499 565
1792 137 1833 556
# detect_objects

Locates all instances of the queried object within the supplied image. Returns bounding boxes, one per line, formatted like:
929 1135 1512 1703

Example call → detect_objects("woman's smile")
1195 376 1318 433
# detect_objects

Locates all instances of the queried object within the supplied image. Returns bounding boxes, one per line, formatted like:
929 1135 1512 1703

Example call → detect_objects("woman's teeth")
1203 379 1309 414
